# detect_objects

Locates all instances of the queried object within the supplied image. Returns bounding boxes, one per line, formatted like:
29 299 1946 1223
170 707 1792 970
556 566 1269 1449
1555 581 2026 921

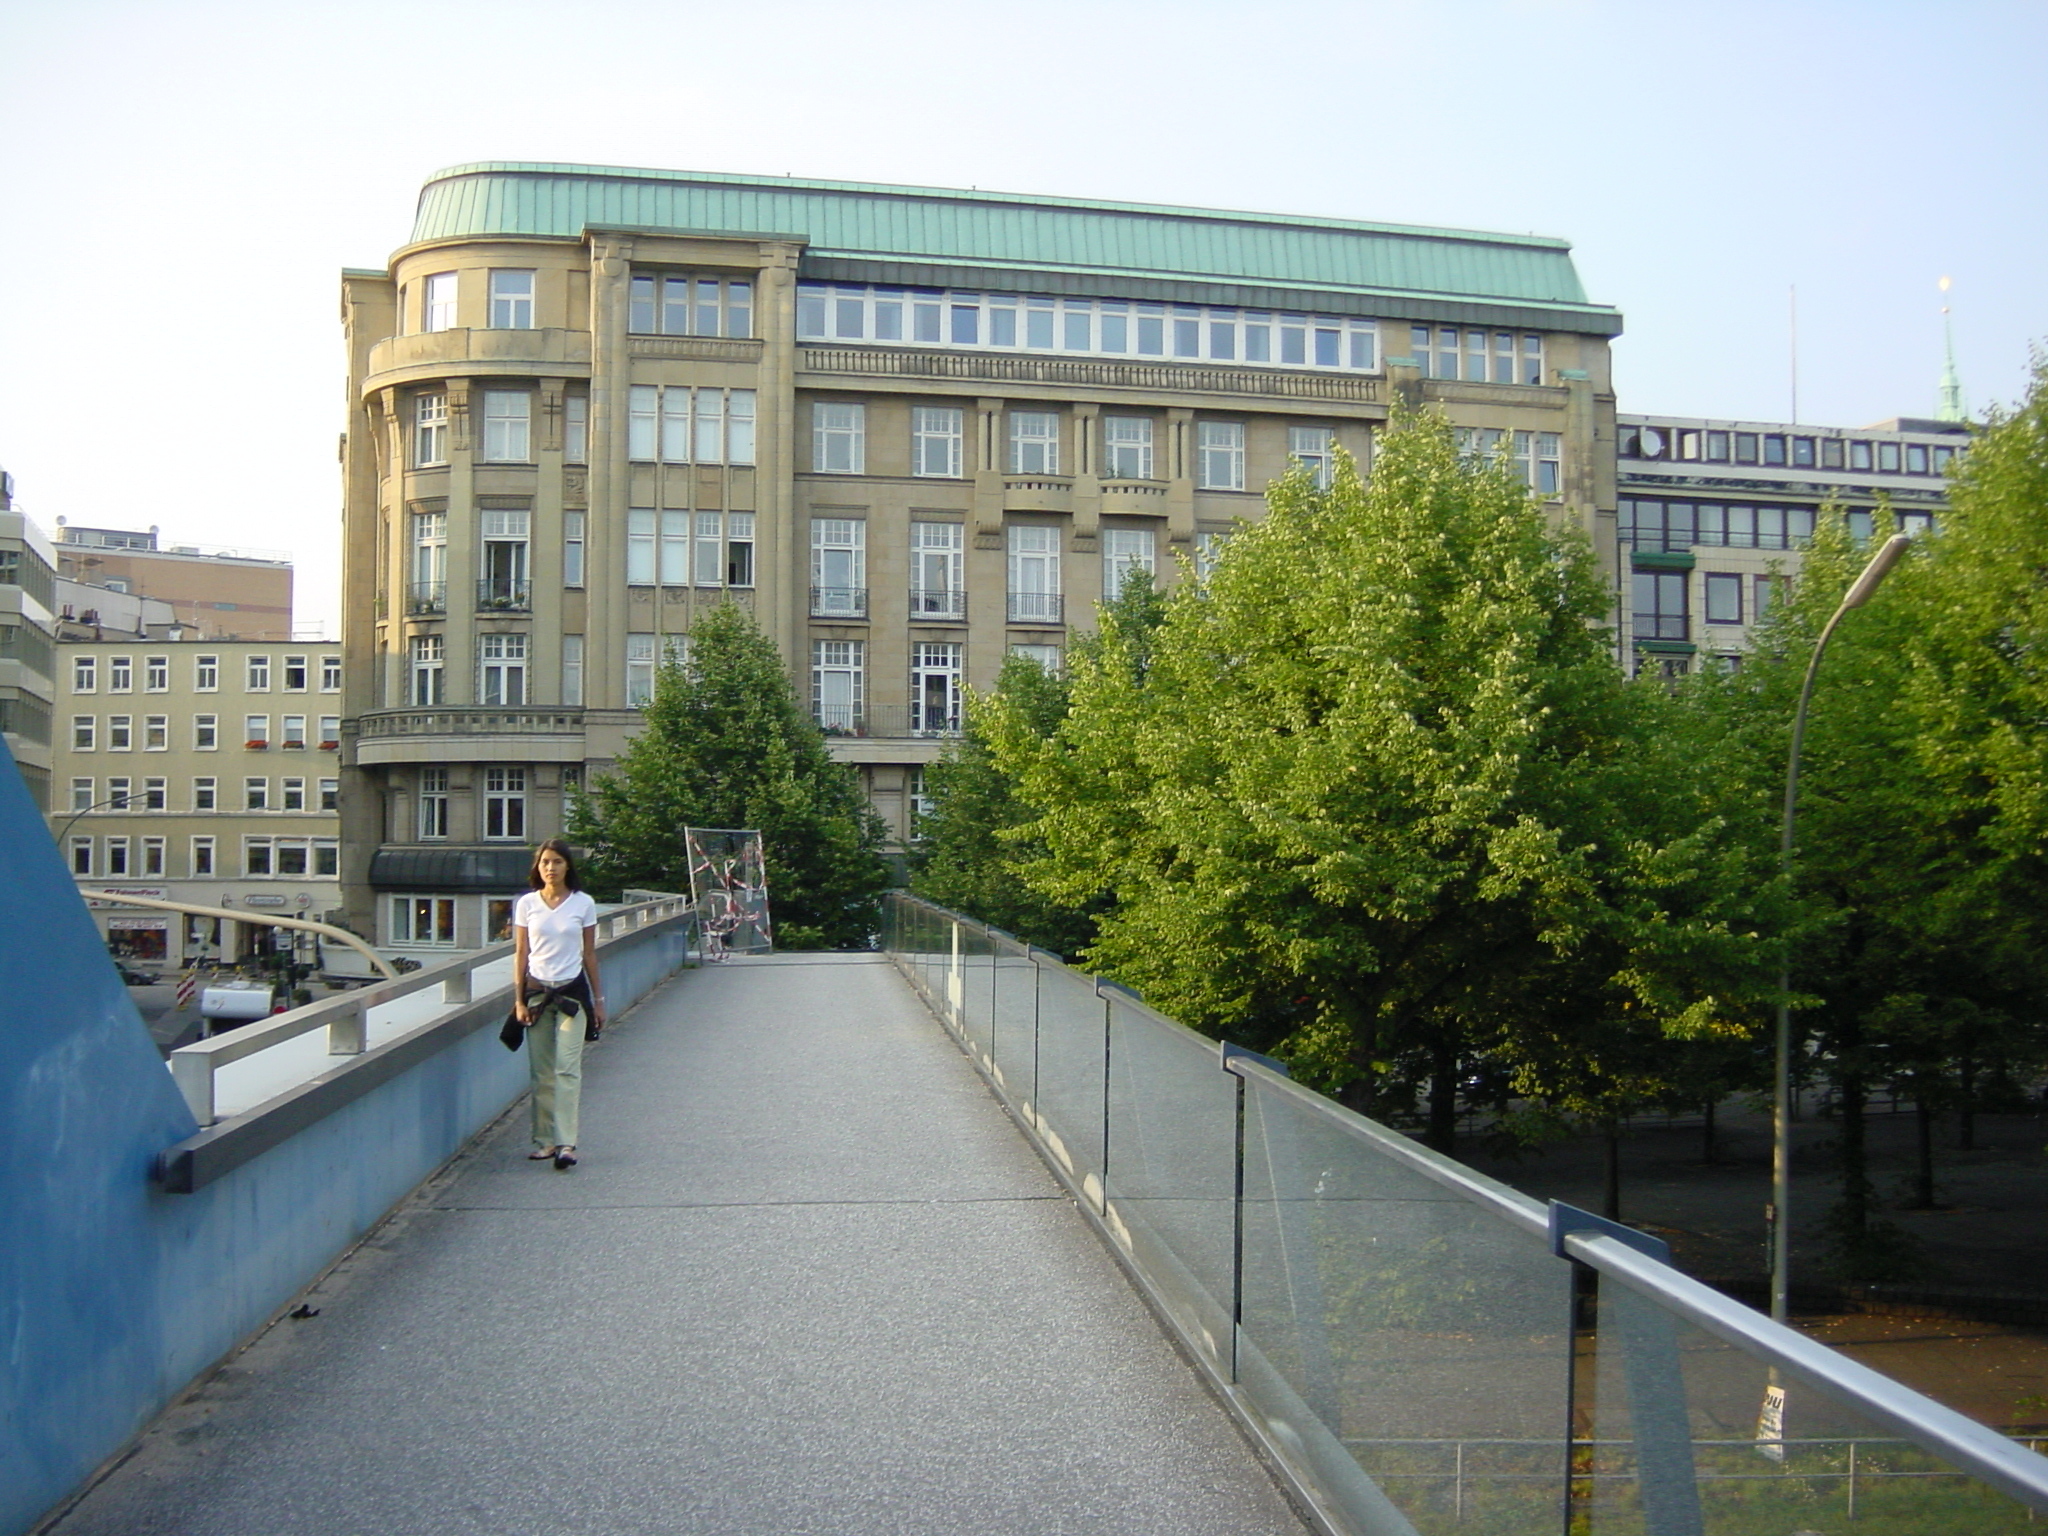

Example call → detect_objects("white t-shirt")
515 890 598 984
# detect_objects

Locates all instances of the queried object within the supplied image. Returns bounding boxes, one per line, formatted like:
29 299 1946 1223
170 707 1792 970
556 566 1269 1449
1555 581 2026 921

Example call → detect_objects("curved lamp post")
53 790 136 849
1771 532 1913 1324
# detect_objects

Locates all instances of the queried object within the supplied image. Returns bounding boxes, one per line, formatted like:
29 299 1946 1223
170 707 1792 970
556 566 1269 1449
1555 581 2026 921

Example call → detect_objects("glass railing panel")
1031 962 1106 1203
957 922 995 1060
989 935 1037 1100
1103 993 1238 1371
1240 1073 1571 1535
1582 1273 2044 1534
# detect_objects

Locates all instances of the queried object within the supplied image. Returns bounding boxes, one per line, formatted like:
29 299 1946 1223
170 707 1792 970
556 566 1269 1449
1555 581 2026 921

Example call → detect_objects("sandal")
553 1146 578 1170
529 1147 558 1161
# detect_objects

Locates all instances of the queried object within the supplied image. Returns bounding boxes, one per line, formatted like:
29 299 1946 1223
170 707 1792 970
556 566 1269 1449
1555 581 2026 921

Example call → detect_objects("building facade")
338 163 1623 946
51 638 342 965
0 472 58 813
1617 413 1967 673
52 523 295 642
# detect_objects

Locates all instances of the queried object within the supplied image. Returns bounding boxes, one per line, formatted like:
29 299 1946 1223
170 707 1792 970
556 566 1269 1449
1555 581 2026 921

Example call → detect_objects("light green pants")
528 1003 585 1149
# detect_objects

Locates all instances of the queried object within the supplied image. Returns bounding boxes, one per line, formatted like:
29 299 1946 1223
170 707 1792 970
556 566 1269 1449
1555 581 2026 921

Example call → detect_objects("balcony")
1007 592 1064 625
909 588 966 622
814 704 960 740
1003 475 1073 514
475 578 531 612
798 343 1386 404
362 326 592 393
1097 477 1169 514
406 581 446 615
355 706 587 766
810 587 867 620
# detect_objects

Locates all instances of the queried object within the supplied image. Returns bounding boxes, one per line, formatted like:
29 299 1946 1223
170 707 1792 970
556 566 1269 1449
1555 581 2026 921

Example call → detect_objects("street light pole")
53 791 136 850
1771 533 1912 1325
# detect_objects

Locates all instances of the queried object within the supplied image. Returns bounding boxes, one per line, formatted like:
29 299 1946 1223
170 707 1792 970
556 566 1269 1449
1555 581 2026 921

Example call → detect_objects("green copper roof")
409 163 1618 330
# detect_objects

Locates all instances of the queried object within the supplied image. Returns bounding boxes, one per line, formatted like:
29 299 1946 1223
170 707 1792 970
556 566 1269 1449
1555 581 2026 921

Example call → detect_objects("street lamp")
53 791 135 850
1771 532 1912 1324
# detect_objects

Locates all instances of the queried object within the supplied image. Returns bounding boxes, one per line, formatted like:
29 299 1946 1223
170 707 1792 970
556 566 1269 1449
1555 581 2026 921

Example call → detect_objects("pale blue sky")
2 0 2041 636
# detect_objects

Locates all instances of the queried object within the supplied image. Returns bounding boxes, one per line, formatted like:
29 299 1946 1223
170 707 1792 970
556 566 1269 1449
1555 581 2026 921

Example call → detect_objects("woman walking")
513 839 605 1169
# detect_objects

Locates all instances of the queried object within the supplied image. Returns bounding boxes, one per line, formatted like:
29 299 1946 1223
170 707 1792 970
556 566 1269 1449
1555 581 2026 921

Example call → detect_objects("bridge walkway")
49 953 1309 1536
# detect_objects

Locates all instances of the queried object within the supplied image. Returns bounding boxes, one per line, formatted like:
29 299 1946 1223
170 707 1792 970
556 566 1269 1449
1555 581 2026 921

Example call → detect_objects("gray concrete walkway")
53 954 1309 1536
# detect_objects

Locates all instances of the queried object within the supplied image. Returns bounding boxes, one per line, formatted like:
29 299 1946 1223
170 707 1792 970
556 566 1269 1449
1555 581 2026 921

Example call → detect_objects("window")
811 519 866 616
1850 441 1873 471
563 510 585 587
1008 643 1061 671
561 634 584 707
194 714 218 750
480 509 530 606
1007 525 1062 623
1878 442 1901 473
715 512 754 587
1197 422 1245 490
1899 510 1935 538
414 393 448 468
144 716 168 751
418 767 449 839
245 776 269 811
1410 327 1543 384
626 385 756 465
244 714 268 747
481 392 531 462
280 715 306 751
423 272 457 332
627 273 752 337
320 777 339 812
275 839 309 877
1764 435 1788 466
812 640 865 731
1289 426 1335 489
195 653 218 691
1907 444 1930 474
626 634 657 708
1822 438 1846 469
660 511 690 585
194 776 216 811
1632 571 1688 641
191 837 214 877
1704 574 1743 625
484 767 527 840
1734 433 1759 465
564 392 588 465
410 634 444 706
1793 437 1817 468
72 715 95 751
627 509 656 586
911 642 962 736
1102 528 1156 598
145 655 168 692
478 633 527 706
410 510 447 613
488 270 535 329
141 836 166 877
1102 416 1154 480
282 777 306 811
105 837 130 877
319 716 340 748
911 522 965 619
69 777 93 813
109 656 132 692
1009 411 1059 475
813 402 865 473
913 407 964 477
1619 498 1815 554
1755 575 1782 619
247 654 270 691
1524 432 1563 496
391 895 458 946
73 655 96 693
244 837 272 877
108 715 132 751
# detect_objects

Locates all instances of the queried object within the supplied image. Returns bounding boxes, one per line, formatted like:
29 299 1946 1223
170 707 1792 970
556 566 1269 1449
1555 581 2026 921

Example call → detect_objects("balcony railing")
1634 614 1690 642
476 578 531 612
1007 592 1064 624
909 588 966 621
814 704 960 740
357 707 585 738
407 581 447 615
810 586 867 619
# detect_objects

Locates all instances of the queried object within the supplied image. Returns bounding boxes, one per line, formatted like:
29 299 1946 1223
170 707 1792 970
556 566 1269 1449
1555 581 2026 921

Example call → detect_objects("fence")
883 891 2048 1536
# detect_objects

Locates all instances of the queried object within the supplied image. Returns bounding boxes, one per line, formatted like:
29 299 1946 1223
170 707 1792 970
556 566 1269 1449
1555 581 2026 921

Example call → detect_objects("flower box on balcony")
244 740 269 750
281 741 307 750
319 740 340 751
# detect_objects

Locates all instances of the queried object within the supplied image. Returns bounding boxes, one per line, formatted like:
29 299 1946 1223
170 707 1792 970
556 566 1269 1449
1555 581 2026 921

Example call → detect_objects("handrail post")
442 964 473 1004
172 1050 215 1127
327 1002 367 1055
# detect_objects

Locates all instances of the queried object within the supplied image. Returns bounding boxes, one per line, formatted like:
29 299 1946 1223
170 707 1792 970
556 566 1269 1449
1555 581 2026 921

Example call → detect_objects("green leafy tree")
568 602 890 949
988 408 1781 1150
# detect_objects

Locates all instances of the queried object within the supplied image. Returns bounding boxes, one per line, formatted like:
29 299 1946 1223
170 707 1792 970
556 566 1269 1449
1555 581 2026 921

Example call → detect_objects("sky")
2 0 2042 639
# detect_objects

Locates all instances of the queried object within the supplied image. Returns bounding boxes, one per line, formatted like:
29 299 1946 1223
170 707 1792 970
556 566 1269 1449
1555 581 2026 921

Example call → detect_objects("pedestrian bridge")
5 741 2048 1535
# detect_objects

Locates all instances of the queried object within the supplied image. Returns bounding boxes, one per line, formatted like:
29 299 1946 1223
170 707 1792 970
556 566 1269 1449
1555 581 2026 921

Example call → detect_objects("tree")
988 408 1781 1152
568 602 891 949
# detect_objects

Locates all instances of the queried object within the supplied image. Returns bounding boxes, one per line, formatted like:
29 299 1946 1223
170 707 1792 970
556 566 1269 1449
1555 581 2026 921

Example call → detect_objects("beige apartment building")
1618 412 1967 674
338 163 1623 947
51 639 342 965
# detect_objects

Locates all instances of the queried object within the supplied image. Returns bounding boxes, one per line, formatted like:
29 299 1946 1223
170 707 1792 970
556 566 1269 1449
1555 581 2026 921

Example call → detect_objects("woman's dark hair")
527 839 583 891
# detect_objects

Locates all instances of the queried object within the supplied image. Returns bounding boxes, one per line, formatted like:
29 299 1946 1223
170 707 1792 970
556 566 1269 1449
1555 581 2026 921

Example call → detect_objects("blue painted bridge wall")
0 738 694 1536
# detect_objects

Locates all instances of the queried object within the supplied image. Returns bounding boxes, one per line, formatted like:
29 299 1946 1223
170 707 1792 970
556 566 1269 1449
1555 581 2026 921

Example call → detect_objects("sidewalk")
50 954 1308 1536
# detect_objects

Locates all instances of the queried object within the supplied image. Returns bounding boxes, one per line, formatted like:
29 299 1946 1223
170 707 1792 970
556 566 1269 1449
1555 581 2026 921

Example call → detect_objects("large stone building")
51 638 343 965
1617 412 1967 674
338 163 1622 948
0 472 58 812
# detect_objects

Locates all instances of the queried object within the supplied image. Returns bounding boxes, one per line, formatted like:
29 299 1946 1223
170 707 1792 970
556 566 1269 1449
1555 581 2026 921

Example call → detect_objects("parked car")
114 963 158 987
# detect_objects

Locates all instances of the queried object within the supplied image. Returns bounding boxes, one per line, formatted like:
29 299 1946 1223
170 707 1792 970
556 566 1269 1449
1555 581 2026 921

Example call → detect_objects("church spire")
1937 276 1968 423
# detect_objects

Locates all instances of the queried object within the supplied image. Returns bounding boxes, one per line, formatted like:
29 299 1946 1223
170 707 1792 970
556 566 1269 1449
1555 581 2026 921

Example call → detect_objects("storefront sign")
242 895 289 908
86 887 168 908
106 917 169 931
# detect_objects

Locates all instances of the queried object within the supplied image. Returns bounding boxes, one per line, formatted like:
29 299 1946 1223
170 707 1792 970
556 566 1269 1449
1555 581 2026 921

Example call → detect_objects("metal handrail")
166 894 692 1125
